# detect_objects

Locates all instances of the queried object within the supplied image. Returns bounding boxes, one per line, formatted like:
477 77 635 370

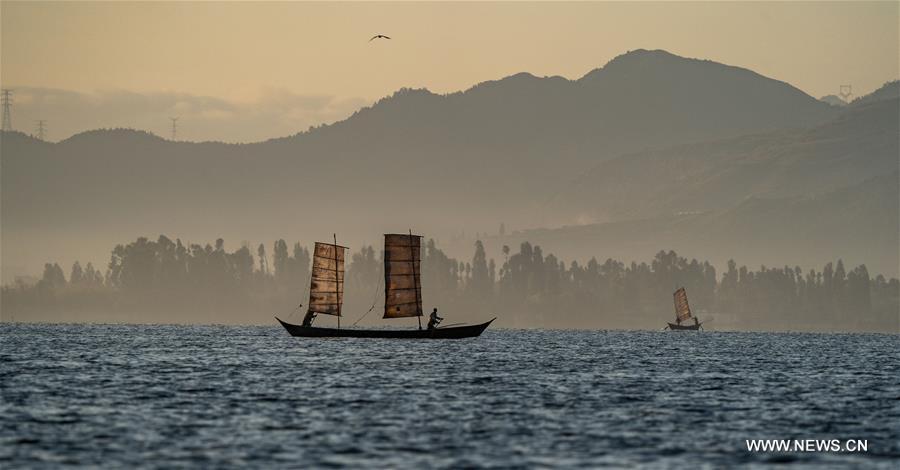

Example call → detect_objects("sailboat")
276 233 495 339
665 287 702 331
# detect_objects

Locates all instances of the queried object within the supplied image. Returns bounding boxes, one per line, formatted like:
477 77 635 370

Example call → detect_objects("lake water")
1 324 898 468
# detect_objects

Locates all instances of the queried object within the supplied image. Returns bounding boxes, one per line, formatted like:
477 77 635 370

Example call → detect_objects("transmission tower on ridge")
170 117 179 140
838 84 853 102
1 89 13 131
35 120 47 141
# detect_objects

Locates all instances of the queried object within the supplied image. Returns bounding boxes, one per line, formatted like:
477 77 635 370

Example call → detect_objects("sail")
307 242 347 316
383 233 423 318
673 287 692 322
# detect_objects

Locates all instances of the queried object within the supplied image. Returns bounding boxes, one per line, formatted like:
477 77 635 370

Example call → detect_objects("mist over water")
4 236 897 332
1 324 898 468
3 53 898 288
2 3 899 468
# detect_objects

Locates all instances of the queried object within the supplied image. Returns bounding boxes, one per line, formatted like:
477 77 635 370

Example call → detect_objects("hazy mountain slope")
476 170 899 278
574 49 834 146
2 49 837 225
549 97 898 224
820 95 847 107
1 49 841 280
699 170 899 272
851 80 899 106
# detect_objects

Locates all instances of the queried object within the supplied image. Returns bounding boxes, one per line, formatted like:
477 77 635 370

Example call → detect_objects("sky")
1 1 898 142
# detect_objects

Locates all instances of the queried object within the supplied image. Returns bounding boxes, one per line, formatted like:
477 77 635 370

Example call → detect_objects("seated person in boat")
427 308 443 330
301 310 317 327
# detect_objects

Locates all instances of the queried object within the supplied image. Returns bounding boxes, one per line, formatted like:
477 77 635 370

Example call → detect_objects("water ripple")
1 324 898 468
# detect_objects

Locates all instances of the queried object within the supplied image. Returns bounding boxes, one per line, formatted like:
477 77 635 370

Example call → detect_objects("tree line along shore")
2 235 897 332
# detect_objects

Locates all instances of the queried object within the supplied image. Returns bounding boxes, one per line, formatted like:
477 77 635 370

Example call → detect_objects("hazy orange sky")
2 1 898 141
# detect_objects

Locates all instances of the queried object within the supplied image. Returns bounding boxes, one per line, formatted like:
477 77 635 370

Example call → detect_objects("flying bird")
369 34 391 42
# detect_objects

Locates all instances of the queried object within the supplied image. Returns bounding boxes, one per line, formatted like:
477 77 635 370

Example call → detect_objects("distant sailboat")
665 287 702 331
276 232 494 339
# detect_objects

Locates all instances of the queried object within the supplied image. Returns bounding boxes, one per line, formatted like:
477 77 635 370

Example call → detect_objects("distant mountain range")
548 97 898 224
819 95 847 107
850 80 899 106
483 167 898 278
1 49 896 281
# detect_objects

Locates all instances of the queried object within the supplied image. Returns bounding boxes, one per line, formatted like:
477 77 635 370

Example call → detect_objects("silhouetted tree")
257 243 269 276
3 235 898 331
273 240 289 283
70 261 84 285
469 240 491 299
40 263 66 289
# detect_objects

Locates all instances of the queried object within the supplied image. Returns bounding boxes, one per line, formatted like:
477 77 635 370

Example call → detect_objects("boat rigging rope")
286 271 313 321
351 275 383 327
285 301 304 321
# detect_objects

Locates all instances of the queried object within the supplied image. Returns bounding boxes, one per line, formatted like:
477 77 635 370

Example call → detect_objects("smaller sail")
308 242 347 317
673 287 692 322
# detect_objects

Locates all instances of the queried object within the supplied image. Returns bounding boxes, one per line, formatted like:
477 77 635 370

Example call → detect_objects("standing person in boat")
301 310 317 327
427 308 443 330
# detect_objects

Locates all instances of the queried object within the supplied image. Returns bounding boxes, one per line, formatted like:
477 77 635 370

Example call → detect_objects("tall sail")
307 241 347 317
673 287 692 322
383 233 423 318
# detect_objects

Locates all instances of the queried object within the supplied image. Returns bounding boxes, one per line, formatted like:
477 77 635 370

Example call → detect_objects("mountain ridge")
2 49 893 283
547 97 898 225
476 169 899 278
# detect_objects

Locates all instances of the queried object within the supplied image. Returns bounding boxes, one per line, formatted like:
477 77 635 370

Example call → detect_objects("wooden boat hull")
276 317 495 339
667 322 701 331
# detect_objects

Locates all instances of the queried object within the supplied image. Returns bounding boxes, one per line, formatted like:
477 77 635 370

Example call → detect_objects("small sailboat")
276 232 495 339
665 287 702 331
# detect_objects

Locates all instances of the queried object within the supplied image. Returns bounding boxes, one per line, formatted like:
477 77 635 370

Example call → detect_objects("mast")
410 229 422 330
335 233 340 329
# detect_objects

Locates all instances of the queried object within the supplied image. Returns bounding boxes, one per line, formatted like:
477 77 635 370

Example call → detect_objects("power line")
35 120 47 141
170 117 179 140
1 89 12 131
